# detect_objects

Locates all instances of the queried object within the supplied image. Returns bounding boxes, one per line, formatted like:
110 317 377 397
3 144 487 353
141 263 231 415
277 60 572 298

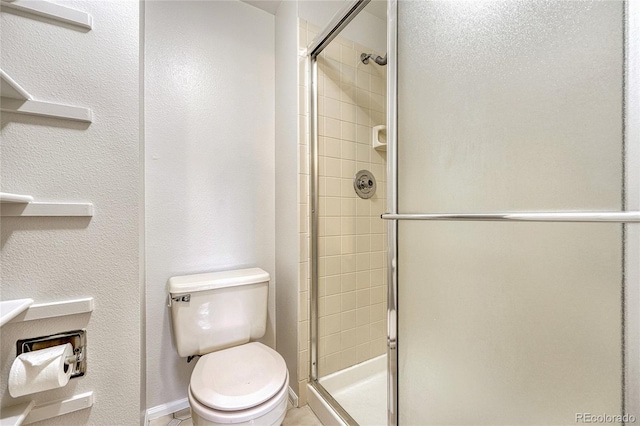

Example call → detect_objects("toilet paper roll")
9 343 73 397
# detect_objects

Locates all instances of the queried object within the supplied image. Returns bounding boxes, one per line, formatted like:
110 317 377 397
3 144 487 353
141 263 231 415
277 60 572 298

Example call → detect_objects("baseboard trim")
145 398 189 425
288 386 299 408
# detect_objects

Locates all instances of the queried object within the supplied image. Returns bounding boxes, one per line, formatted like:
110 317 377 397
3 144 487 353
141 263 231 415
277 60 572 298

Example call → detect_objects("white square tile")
325 314 341 335
356 253 370 271
341 216 356 235
341 235 356 254
371 75 385 95
341 254 356 273
325 156 341 176
370 234 384 251
341 45 357 67
370 251 384 269
341 178 355 198
325 97 341 120
341 309 357 330
356 235 371 252
325 256 341 276
356 270 370 289
356 325 371 345
341 102 356 123
355 89 371 110
342 347 357 368
325 177 341 197
356 124 369 144
342 141 356 161
341 329 357 349
341 198 356 216
356 69 370 90
371 287 384 305
356 217 370 234
341 273 357 293
356 198 370 217
341 122 356 142
325 294 342 317
370 302 385 321
356 289 370 308
324 117 341 139
341 159 357 179
341 83 357 104
325 41 341 62
341 63 356 84
326 330 341 353
326 275 341 295
356 306 370 326
325 235 341 255
356 342 371 363
341 291 356 311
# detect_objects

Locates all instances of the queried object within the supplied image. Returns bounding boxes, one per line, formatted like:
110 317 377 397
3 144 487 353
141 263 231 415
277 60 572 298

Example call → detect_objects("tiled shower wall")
316 34 388 377
298 18 388 392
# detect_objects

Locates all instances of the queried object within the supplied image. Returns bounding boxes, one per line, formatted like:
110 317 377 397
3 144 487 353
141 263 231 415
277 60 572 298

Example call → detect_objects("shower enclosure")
306 2 389 424
307 1 640 424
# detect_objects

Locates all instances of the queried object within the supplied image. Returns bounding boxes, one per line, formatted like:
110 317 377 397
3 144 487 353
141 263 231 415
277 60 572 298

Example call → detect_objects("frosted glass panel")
398 0 624 213
398 222 623 425
397 1 625 424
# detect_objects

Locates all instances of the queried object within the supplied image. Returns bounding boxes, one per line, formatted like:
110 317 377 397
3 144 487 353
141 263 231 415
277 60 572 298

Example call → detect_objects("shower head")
360 52 387 66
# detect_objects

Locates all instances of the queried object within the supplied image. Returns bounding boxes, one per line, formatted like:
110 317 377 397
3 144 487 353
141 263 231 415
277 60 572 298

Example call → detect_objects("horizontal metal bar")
381 211 640 223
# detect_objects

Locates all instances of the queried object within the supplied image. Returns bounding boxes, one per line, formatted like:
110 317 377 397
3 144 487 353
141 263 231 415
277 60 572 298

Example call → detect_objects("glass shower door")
393 1 639 424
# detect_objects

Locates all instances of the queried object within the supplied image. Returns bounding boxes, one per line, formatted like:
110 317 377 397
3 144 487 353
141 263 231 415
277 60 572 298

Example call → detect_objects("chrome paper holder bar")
17 329 87 379
381 211 640 223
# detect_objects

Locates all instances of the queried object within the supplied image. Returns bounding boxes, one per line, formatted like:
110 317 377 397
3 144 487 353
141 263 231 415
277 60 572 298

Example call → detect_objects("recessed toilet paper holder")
17 329 87 379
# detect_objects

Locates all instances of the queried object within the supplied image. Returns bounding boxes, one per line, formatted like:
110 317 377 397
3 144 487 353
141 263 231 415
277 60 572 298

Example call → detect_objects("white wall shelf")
0 0 92 30
0 69 92 122
0 192 94 217
8 297 94 324
0 401 36 426
0 192 34 203
0 298 34 327
24 392 94 425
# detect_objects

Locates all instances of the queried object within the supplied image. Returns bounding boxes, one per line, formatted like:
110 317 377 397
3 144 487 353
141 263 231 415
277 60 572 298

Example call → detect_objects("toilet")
168 268 289 426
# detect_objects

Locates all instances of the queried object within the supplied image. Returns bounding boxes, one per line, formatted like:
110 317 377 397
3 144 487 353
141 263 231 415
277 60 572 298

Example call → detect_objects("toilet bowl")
187 342 289 426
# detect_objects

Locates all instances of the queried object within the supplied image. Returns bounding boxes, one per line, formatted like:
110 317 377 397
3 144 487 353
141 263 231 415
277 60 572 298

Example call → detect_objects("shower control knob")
354 170 376 199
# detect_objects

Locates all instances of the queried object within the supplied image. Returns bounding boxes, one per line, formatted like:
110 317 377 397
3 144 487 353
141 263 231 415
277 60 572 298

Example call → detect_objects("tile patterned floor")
148 404 322 426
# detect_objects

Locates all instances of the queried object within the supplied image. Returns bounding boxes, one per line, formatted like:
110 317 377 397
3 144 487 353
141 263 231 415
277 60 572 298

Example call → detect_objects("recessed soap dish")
372 125 386 151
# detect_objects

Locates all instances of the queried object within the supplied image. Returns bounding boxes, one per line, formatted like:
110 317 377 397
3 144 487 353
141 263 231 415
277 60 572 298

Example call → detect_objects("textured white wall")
0 1 141 425
145 0 275 408
275 0 300 397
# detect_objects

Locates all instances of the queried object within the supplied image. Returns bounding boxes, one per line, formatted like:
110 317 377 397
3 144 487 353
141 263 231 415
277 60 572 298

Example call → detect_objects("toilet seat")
189 342 288 424
188 371 288 425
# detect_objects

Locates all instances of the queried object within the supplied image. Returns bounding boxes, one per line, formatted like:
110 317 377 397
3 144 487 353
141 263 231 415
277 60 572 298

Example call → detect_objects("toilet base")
191 406 286 426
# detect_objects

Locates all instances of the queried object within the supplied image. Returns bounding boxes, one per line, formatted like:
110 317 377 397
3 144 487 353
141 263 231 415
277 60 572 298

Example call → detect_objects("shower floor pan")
318 354 387 426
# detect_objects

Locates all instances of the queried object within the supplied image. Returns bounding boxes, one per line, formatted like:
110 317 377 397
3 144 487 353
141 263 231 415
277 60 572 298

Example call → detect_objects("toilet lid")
190 342 287 411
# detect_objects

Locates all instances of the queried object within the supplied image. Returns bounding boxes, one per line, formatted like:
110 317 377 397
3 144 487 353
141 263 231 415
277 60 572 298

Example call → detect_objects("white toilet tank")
168 268 270 358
